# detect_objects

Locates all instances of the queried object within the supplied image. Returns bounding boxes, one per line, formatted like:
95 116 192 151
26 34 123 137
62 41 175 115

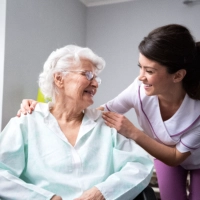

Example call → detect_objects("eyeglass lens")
85 71 93 80
85 71 101 85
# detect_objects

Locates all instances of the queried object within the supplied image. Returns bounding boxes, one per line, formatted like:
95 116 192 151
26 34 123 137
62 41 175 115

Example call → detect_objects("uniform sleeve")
95 130 153 200
0 117 55 200
103 78 139 114
176 125 200 153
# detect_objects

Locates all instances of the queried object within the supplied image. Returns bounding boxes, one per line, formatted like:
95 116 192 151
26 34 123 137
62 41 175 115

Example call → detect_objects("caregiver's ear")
173 69 186 83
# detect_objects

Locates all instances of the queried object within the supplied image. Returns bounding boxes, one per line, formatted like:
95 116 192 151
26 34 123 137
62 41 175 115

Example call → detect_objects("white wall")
2 0 200 129
86 0 200 128
0 0 6 131
2 0 86 129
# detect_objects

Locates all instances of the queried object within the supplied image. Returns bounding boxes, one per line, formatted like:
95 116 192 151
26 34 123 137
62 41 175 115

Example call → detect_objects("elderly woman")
0 45 153 200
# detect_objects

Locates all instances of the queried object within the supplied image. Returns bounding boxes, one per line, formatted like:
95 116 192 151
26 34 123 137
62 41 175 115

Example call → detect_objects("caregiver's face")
138 53 174 97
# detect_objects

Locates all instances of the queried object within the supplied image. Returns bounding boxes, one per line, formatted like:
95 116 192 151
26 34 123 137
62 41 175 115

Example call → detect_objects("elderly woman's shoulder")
84 108 116 130
84 108 102 121
13 103 48 123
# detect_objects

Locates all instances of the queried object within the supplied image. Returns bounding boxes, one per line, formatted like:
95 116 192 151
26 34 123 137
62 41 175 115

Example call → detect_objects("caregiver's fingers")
16 105 33 117
29 100 38 110
16 109 23 117
23 99 38 113
21 99 37 111
17 99 37 117
104 120 118 130
102 112 125 132
96 106 104 111
102 112 118 124
102 112 125 124
102 111 121 118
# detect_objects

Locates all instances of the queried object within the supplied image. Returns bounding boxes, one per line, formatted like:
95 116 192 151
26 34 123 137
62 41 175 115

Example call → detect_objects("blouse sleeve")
0 117 55 200
95 129 153 200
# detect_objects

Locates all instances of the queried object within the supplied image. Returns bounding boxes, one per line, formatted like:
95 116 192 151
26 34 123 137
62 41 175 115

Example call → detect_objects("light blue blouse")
0 103 153 200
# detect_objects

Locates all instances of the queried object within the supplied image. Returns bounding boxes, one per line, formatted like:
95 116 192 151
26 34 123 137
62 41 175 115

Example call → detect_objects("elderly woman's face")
61 59 98 109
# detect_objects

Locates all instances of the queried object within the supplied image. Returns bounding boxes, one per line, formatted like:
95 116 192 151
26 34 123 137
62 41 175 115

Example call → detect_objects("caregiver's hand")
102 111 141 140
16 99 38 117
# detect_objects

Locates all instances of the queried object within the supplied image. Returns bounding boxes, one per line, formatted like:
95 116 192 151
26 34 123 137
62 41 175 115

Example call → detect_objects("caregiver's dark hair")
139 24 200 100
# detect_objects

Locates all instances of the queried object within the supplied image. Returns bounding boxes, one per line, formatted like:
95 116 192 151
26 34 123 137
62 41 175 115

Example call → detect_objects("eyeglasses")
65 70 101 85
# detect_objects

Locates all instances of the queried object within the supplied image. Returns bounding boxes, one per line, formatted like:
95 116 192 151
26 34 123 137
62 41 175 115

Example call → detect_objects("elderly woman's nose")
91 79 98 87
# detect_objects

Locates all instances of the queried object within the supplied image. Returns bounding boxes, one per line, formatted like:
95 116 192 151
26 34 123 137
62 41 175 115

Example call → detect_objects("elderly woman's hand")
16 99 38 117
74 187 105 200
102 111 141 140
51 195 62 200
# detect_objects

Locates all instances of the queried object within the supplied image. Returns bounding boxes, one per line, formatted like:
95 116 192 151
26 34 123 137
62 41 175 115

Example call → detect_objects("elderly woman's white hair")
38 45 105 103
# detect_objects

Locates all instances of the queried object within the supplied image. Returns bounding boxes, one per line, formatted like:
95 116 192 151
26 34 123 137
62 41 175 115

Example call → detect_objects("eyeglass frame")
63 70 101 85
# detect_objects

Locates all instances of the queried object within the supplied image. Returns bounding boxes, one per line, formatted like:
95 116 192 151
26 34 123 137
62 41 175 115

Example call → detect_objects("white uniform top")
105 77 200 170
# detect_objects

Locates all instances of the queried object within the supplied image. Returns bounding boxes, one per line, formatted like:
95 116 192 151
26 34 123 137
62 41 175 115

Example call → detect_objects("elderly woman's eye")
84 71 93 80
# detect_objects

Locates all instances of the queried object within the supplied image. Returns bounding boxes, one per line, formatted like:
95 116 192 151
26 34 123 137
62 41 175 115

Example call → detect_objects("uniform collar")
139 85 200 144
165 94 200 136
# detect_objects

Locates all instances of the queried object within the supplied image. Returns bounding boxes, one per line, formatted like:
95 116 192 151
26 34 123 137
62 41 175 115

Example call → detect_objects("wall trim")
80 0 134 7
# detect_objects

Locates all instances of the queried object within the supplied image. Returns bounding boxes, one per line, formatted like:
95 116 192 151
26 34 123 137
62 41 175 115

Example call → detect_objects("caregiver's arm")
102 111 191 167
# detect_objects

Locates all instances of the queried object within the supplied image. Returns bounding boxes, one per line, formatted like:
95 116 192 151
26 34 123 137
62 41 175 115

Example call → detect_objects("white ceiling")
79 0 135 7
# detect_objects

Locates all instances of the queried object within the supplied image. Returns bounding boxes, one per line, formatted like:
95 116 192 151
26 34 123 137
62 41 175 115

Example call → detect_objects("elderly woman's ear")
54 73 64 88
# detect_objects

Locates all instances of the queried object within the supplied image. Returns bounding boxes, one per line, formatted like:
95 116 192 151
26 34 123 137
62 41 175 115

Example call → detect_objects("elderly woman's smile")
84 88 96 97
59 58 99 109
